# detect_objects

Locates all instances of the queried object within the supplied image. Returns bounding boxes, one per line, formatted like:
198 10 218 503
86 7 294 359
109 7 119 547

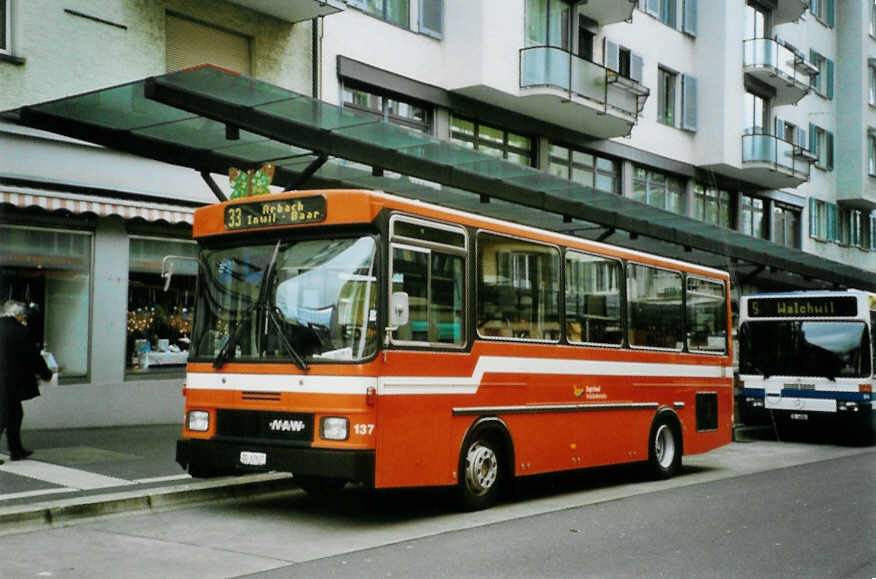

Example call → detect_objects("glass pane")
477 232 560 341
627 263 683 349
565 253 622 345
550 144 569 159
525 0 548 46
594 172 615 193
431 252 465 344
549 161 569 179
385 0 410 27
508 132 531 150
686 278 726 353
572 167 594 187
572 150 594 167
479 124 504 146
451 116 475 137
392 247 429 342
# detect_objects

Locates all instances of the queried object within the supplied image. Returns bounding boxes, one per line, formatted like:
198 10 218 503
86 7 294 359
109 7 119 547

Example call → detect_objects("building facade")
0 0 873 428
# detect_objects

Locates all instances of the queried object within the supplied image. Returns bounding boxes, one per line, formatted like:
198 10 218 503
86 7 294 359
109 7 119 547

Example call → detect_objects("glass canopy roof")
5 64 874 291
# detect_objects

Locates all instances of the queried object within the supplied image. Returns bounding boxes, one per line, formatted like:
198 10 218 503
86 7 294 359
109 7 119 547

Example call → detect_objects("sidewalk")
0 424 297 535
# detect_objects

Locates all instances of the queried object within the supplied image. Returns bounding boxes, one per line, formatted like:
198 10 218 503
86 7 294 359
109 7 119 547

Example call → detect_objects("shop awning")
0 189 195 224
3 65 874 291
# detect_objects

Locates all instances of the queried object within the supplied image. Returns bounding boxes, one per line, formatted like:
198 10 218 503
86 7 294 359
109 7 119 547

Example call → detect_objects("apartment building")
0 0 873 428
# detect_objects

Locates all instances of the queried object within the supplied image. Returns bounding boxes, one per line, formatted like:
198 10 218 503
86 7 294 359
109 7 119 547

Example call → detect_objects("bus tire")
457 432 504 511
295 475 347 498
647 414 682 479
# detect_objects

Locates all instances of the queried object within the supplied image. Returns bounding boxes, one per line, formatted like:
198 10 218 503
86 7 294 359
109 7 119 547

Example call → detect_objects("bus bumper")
176 438 375 485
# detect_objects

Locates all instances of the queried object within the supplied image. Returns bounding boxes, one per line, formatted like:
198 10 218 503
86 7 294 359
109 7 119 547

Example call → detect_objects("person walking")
0 300 53 462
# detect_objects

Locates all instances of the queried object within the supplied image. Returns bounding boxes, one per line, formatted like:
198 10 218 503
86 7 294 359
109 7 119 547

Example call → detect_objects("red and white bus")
175 189 733 509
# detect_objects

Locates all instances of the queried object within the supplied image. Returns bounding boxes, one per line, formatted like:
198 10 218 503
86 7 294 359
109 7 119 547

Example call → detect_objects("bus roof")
193 189 730 280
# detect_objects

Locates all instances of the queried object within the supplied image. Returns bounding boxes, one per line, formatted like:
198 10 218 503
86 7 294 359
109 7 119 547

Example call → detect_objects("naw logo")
267 418 306 433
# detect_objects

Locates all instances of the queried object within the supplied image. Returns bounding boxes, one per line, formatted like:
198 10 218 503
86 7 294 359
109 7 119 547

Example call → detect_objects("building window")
809 0 834 26
871 3 876 37
1 0 10 55
0 226 92 380
126 237 197 376
810 124 834 170
525 0 572 49
451 116 534 167
418 0 443 38
548 144 619 193
809 51 834 99
658 67 677 126
693 184 731 228
165 13 251 74
740 194 766 238
349 0 410 28
869 132 876 176
342 84 433 133
632 166 685 214
839 208 865 248
869 64 876 106
643 0 677 29
743 1 769 38
809 198 838 242
773 204 800 249
744 90 769 134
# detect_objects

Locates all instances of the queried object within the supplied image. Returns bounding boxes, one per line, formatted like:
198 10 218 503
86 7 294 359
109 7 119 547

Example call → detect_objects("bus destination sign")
225 196 327 231
747 295 858 318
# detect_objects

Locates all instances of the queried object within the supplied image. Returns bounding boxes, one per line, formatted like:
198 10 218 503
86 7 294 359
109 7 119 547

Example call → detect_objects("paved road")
0 440 872 578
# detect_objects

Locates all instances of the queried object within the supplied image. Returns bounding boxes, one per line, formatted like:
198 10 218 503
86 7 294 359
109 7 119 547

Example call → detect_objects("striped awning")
0 190 195 224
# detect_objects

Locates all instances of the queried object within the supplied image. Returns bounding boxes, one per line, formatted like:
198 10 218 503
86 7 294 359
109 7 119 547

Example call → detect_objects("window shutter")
604 39 619 72
774 116 783 138
630 52 644 83
165 14 251 74
809 198 817 239
826 203 836 241
825 58 834 99
419 0 443 38
826 130 834 170
797 126 807 150
826 0 834 27
680 74 697 131
683 0 697 36
646 0 659 17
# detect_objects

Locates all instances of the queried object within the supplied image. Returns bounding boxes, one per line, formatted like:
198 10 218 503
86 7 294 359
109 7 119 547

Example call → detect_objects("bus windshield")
739 320 871 379
191 236 378 364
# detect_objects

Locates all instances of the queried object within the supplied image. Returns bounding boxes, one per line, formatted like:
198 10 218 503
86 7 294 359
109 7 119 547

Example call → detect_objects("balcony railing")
519 46 647 121
743 38 811 105
741 132 811 180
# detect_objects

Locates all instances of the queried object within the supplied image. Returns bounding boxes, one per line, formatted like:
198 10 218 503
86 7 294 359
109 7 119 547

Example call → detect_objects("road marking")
0 459 133 490
133 474 191 484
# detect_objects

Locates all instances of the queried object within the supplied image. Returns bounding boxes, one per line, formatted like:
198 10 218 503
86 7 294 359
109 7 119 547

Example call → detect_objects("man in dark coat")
0 300 53 462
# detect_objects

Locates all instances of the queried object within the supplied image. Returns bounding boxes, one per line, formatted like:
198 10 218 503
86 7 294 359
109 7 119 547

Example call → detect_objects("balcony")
740 133 811 188
225 0 343 22
773 0 808 24
577 0 636 26
743 38 813 105
518 46 649 139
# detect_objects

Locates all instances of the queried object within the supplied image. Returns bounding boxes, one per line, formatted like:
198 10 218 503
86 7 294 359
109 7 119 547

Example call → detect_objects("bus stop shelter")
4 65 875 292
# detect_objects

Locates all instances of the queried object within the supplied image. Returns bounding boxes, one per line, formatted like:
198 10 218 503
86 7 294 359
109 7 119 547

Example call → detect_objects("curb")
0 472 298 536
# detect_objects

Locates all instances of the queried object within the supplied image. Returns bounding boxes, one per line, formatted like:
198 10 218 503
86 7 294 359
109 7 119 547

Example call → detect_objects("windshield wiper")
212 312 253 369
267 307 308 371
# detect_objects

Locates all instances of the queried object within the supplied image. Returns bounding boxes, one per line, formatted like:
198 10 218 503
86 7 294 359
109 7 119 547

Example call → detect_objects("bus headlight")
321 417 349 440
838 401 859 412
187 410 210 431
745 397 764 408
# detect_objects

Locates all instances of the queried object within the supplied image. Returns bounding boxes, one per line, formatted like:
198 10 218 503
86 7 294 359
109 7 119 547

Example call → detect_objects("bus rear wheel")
648 417 682 479
457 436 503 511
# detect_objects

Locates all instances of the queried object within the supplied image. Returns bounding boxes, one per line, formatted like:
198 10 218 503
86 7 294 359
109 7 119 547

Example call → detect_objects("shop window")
693 184 731 228
342 84 433 134
477 232 560 341
632 165 685 214
126 237 197 376
772 204 800 249
0 226 92 380
740 194 766 239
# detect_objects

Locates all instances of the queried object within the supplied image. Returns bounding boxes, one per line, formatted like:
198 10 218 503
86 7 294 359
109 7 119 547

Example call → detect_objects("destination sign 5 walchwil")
747 296 857 318
224 196 327 230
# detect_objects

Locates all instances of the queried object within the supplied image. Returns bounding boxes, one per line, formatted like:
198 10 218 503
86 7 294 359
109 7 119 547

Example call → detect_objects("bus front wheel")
457 435 503 511
648 416 682 479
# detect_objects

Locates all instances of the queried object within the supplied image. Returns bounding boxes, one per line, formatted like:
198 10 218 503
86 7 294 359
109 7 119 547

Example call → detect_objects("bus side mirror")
390 292 409 328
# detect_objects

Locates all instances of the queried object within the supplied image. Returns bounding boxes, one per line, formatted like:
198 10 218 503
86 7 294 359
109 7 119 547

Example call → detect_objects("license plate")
790 413 809 421
239 451 267 466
